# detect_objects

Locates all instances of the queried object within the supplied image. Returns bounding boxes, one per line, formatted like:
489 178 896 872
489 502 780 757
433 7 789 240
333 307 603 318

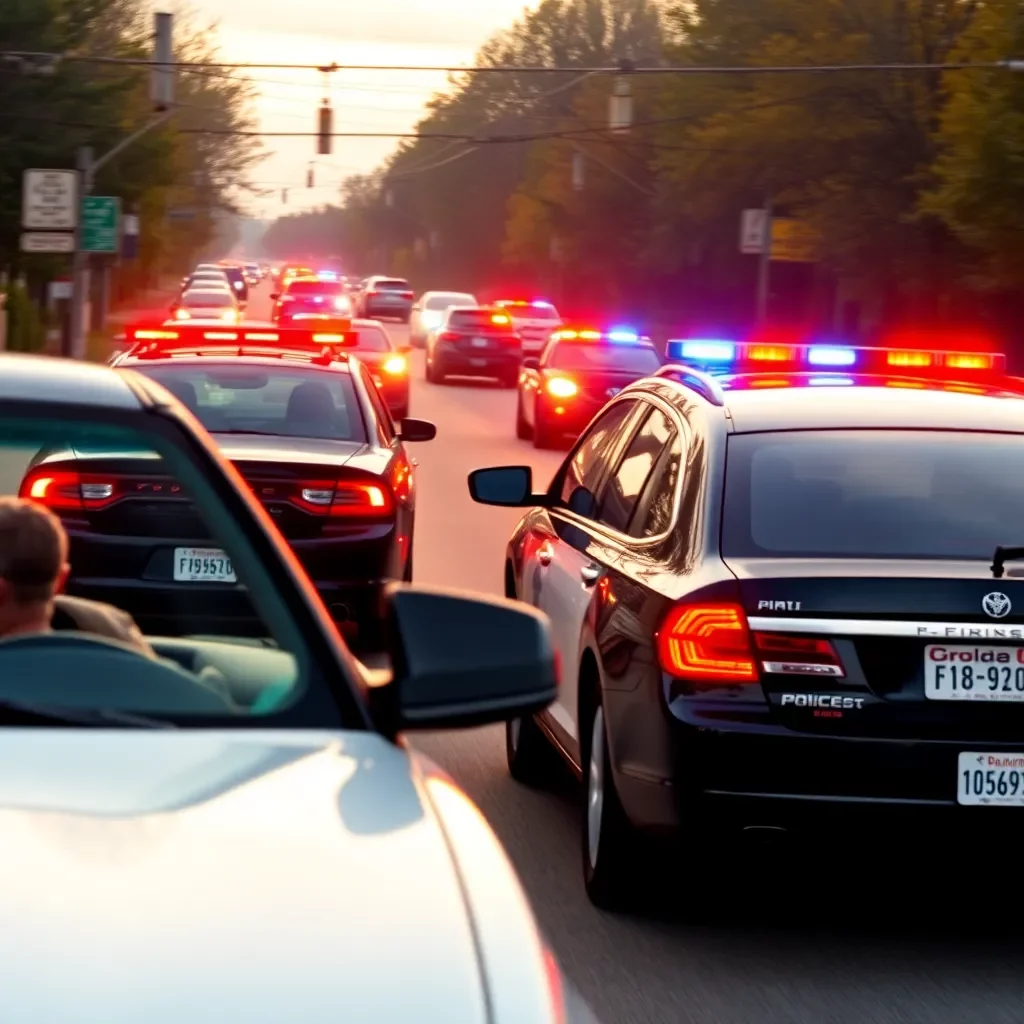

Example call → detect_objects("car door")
533 399 646 755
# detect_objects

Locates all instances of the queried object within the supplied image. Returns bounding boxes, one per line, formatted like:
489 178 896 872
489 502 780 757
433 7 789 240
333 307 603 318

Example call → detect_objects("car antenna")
990 545 1024 578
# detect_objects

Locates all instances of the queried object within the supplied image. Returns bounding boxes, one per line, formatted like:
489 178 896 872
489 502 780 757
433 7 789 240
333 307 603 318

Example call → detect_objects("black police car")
22 322 435 650
470 339 1024 909
515 328 662 448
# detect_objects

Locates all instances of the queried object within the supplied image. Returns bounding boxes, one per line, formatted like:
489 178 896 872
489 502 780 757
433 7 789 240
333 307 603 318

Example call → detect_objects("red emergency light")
125 320 358 358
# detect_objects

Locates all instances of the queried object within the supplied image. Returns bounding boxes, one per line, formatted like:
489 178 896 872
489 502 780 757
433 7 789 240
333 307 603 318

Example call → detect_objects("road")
9 282 1024 1023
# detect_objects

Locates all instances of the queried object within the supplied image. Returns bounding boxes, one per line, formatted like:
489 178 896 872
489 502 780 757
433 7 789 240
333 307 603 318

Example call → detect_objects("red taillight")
438 330 460 342
398 290 414 299
292 479 394 518
19 469 119 511
656 603 757 682
753 632 845 677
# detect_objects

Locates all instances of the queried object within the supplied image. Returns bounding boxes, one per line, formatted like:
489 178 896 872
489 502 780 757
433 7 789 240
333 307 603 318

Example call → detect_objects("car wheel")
427 357 445 384
581 692 642 911
516 394 532 439
533 411 555 448
501 368 519 389
506 713 555 786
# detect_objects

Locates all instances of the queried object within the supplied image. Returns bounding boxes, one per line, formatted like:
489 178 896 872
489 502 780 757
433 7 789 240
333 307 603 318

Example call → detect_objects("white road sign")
22 169 79 230
20 232 76 253
740 208 768 254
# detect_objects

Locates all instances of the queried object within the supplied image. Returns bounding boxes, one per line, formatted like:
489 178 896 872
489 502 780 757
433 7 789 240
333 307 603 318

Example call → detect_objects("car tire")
426 357 445 384
581 690 642 911
516 394 532 440
506 713 555 786
501 368 519 389
533 411 555 449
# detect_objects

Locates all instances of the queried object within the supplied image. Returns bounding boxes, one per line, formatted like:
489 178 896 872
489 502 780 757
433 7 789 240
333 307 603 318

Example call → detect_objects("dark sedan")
425 306 522 387
358 277 414 322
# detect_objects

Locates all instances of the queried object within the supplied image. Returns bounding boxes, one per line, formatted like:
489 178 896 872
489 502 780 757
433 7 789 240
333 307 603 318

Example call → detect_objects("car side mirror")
368 584 557 735
522 357 540 370
270 292 280 301
398 418 436 442
468 465 549 507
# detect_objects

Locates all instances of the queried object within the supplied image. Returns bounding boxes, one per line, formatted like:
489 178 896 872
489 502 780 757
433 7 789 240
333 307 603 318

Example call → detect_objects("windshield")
425 293 475 310
0 414 328 722
353 326 391 352
547 343 661 373
504 303 559 321
375 280 409 291
140 364 366 442
182 292 234 307
722 430 1024 559
449 310 513 330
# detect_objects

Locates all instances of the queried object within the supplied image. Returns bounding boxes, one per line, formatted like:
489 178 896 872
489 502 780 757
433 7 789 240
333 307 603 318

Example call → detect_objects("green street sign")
81 196 121 253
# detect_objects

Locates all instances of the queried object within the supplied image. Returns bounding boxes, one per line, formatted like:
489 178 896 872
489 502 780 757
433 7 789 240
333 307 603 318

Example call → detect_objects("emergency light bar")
665 339 1007 375
554 327 647 344
126 321 358 357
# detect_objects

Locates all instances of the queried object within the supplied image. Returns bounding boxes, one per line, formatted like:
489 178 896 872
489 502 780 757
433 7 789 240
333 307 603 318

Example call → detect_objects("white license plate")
469 358 488 367
471 337 489 348
173 547 236 582
924 645 1024 701
958 752 1024 805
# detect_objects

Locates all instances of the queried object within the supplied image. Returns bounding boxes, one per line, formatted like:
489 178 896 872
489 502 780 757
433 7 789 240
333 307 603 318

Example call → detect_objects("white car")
0 353 599 1024
171 287 239 322
410 291 478 348
493 300 563 356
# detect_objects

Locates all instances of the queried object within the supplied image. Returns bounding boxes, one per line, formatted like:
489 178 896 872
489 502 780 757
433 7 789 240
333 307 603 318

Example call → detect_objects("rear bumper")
436 348 521 377
537 395 605 434
365 300 411 319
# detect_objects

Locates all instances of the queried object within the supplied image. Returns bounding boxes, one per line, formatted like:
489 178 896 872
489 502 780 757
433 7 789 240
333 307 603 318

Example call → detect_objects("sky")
184 0 536 219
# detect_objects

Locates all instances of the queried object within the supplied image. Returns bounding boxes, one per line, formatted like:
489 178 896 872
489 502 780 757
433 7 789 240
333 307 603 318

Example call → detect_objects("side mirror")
468 465 548 507
369 584 557 734
270 292 280 301
398 417 436 442
522 357 540 370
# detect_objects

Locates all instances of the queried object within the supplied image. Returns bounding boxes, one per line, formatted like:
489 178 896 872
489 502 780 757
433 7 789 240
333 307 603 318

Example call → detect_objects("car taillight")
383 355 407 375
398 290 413 299
656 603 758 682
174 308 191 320
753 632 845 677
293 479 394 517
438 331 460 342
19 469 119 511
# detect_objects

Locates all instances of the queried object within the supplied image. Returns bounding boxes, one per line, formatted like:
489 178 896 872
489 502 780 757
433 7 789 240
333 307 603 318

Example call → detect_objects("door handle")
537 541 554 566
580 564 601 585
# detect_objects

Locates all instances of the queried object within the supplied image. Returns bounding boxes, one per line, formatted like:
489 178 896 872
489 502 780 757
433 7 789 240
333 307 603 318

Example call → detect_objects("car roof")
0 353 142 409
122 352 355 374
682 372 1024 434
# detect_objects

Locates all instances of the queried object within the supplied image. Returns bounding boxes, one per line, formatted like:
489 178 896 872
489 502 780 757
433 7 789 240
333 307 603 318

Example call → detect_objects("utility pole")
68 12 175 359
755 191 773 324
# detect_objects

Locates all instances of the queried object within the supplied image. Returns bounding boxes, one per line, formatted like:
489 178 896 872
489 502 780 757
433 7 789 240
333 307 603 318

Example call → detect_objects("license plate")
958 752 1024 805
924 645 1024 701
471 337 489 348
469 358 488 367
173 547 236 582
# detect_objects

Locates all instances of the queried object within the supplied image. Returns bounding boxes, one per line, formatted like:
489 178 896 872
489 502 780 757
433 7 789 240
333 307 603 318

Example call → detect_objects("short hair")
0 497 68 604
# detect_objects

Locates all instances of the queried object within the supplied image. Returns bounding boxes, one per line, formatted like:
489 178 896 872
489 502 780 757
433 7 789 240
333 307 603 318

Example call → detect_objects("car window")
721 429 1024 559
449 310 513 330
597 407 675 534
353 326 392 352
374 279 409 291
556 400 641 517
627 429 683 539
358 364 395 443
502 303 559 321
0 413 340 722
426 293 475 310
548 344 661 373
139 364 365 442
182 292 233 307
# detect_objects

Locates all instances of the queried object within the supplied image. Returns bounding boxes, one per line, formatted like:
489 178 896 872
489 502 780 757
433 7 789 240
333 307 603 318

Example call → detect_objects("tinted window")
630 433 683 538
557 400 639 516
182 292 233 306
140 365 365 442
359 364 395 443
502 303 559 320
375 279 409 291
722 430 1024 559
353 325 391 352
449 310 513 330
285 280 343 296
548 344 661 373
425 293 475 310
598 408 675 533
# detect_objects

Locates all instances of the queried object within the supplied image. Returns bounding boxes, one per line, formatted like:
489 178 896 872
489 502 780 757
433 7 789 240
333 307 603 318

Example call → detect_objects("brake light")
19 469 119 511
293 479 394 517
491 313 510 325
383 355 407 375
438 331 460 342
174 308 191 320
753 632 844 677
546 377 577 398
656 603 757 682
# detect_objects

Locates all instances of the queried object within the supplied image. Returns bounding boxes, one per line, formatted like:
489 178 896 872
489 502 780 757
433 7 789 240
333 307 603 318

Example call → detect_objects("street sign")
21 232 75 253
770 218 819 262
740 209 768 254
22 169 78 230
81 196 121 253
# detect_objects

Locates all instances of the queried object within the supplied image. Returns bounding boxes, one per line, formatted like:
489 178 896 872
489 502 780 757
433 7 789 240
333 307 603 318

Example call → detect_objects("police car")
470 336 1024 910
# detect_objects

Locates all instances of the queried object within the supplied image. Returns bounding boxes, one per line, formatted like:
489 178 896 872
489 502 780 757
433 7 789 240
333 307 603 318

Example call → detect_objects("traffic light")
317 100 333 156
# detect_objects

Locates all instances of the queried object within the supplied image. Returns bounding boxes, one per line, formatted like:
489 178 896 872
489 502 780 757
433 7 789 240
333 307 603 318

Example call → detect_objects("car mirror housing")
369 584 558 734
398 418 436 442
468 465 548 507
521 357 540 370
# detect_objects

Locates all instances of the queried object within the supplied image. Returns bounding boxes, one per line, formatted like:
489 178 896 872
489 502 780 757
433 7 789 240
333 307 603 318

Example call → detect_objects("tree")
922 0 1024 290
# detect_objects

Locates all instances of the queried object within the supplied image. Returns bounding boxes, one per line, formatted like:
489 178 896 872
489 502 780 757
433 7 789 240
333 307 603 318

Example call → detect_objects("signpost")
22 169 78 230
740 208 768 254
769 218 819 262
81 196 121 253
20 232 75 253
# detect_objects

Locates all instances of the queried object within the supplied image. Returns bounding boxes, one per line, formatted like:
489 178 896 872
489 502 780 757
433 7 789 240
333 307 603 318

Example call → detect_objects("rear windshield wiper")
0 700 174 729
991 546 1024 579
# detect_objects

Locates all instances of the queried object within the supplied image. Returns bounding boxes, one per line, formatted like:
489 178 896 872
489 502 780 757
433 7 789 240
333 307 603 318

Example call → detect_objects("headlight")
421 311 442 328
335 297 351 312
546 377 577 398
383 355 407 375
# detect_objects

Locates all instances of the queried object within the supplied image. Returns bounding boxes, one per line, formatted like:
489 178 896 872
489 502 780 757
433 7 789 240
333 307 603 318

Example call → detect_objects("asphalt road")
7 282 1024 1023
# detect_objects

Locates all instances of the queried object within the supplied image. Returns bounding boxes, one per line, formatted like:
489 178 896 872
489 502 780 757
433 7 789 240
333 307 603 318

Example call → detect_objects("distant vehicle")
425 306 522 387
493 300 563 356
271 277 352 324
410 291 478 349
356 277 414 323
243 262 261 286
170 288 239 323
181 269 231 293
349 318 412 421
217 263 249 305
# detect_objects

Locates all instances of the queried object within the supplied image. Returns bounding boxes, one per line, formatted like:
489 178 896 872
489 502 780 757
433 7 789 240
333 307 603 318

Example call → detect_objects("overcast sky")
185 1 535 218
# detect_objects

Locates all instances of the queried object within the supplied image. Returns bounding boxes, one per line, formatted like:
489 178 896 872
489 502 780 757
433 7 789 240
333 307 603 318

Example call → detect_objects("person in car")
0 497 155 657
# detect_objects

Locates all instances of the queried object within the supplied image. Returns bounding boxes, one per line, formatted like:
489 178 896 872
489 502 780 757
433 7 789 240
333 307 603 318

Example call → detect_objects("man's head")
0 497 70 635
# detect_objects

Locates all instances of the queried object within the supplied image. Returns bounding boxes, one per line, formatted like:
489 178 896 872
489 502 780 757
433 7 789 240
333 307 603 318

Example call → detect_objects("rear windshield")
722 430 1024 560
503 303 559 320
140 365 365 442
425 293 475 310
375 279 409 291
353 325 391 352
547 343 660 373
222 267 245 281
285 280 343 296
182 291 233 307
448 310 513 330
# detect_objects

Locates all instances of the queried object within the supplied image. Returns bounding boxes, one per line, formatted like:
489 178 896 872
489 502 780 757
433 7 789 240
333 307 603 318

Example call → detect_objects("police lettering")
779 693 865 709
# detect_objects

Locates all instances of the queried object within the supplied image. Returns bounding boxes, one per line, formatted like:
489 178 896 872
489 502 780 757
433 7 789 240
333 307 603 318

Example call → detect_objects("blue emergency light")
606 327 639 343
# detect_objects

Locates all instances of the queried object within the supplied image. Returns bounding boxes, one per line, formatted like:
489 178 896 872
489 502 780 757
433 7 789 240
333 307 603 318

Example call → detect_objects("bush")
3 285 45 353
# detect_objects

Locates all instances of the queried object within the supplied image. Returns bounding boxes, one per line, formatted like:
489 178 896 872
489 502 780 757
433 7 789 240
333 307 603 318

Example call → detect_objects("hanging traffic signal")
317 100 332 156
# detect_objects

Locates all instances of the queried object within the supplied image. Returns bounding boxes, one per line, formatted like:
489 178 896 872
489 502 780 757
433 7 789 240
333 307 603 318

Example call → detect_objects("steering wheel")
0 632 234 713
